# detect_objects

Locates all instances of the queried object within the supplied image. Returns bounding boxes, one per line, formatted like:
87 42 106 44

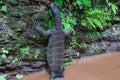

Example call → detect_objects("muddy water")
22 52 120 80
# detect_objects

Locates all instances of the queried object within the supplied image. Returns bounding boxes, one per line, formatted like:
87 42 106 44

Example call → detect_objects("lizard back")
47 3 65 73
47 29 64 72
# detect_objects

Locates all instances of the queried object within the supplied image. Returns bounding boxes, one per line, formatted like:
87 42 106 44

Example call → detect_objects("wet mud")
22 52 120 80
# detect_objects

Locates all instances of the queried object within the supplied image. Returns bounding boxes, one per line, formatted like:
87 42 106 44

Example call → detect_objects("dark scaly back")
47 3 65 73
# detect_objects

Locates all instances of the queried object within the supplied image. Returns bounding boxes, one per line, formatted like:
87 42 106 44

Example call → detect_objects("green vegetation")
0 0 7 18
52 0 118 30
16 74 23 80
86 32 101 41
0 0 119 73
0 75 7 80
0 48 9 59
50 0 118 49
54 0 63 8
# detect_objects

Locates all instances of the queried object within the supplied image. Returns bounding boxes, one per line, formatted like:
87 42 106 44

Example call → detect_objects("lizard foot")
50 77 63 80
50 72 64 80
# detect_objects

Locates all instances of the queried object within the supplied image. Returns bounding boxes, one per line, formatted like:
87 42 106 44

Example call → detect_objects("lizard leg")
50 67 64 80
63 29 72 36
33 25 51 36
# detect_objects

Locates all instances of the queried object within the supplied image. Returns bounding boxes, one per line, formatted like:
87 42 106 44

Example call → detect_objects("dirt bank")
22 52 120 80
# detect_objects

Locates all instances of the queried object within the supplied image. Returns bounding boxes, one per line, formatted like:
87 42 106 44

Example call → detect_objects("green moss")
10 11 24 17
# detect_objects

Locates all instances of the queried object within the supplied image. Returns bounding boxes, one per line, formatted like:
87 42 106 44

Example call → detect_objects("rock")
9 7 25 18
34 0 40 1
0 58 4 65
0 13 2 17
0 66 6 72
116 45 120 51
31 61 46 69
102 26 120 42
7 72 17 76
8 20 27 34
3 58 11 64
6 72 18 79
20 0 29 4
85 43 107 56
22 6 46 16
64 57 71 62
7 0 18 5
36 66 47 71
20 61 30 67
0 58 11 65
0 72 3 75
21 67 34 72
6 63 17 70
23 27 35 38
33 10 49 21
23 26 47 42
22 6 38 16
8 77 18 80
65 49 80 58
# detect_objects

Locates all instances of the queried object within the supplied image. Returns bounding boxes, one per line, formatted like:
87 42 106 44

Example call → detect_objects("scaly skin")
33 2 72 80
47 3 65 79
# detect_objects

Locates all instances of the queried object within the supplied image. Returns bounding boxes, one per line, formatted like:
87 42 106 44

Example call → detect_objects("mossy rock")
7 0 19 5
9 7 24 18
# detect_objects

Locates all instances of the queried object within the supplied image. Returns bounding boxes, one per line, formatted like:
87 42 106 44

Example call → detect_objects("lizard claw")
50 77 63 80
50 71 64 80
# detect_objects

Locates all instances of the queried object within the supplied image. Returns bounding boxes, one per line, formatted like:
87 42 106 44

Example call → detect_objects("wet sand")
22 52 120 80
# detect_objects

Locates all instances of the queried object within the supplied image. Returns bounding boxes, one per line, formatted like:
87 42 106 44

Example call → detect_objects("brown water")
22 52 120 80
